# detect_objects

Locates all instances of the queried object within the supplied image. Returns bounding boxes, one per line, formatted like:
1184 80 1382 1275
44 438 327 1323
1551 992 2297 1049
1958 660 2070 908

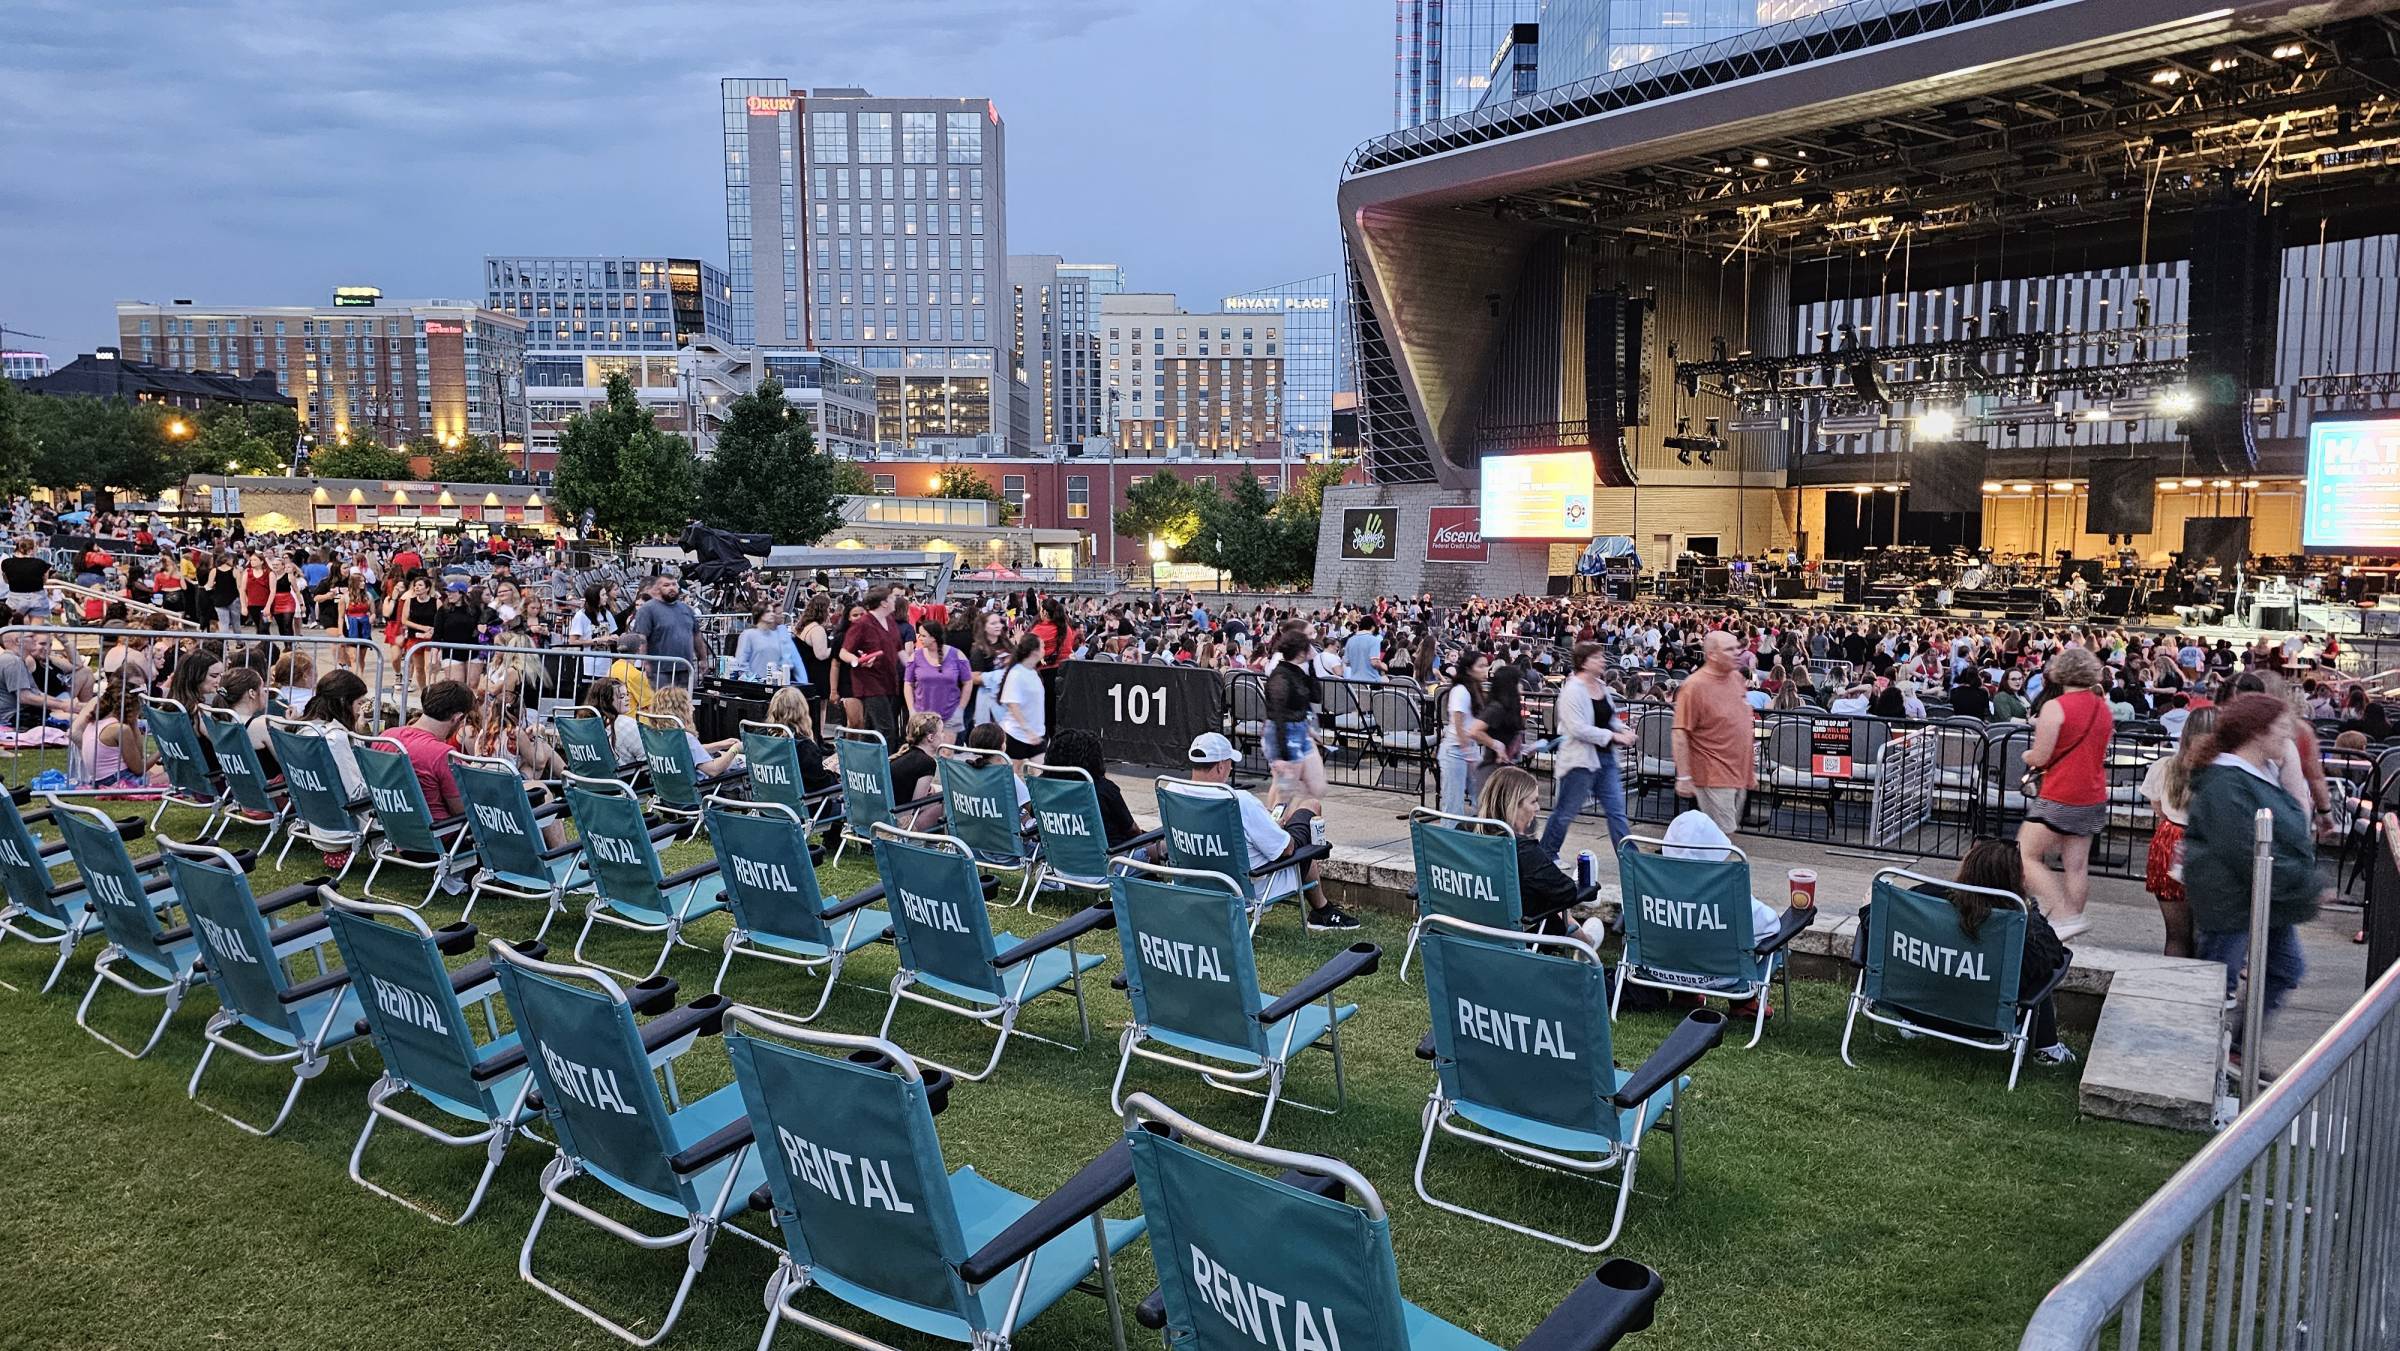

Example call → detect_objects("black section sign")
1339 507 1398 560
1057 660 1225 769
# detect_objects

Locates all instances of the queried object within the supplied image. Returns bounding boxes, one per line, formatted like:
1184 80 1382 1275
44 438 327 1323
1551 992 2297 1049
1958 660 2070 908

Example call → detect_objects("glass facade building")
1539 0 1858 86
1223 273 1345 462
1394 0 1544 128
484 256 732 351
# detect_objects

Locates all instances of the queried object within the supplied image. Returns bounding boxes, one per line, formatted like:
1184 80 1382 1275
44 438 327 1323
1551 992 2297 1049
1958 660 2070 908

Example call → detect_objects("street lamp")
1148 534 1165 605
166 417 190 440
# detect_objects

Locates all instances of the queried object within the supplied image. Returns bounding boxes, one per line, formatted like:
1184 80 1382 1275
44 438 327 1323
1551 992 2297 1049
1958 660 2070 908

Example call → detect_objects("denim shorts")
1269 719 1314 763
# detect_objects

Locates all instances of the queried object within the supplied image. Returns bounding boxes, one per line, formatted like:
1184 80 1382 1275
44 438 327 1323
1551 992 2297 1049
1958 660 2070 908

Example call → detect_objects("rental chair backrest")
635 714 703 812
872 825 1004 999
1110 861 1267 1059
1024 766 1113 887
490 945 685 1207
552 707 619 779
201 709 280 815
1155 778 1260 903
1616 838 1762 985
355 737 447 855
722 1016 977 1325
326 896 487 1108
562 773 667 906
835 728 899 836
1408 809 1523 930
0 792 67 923
738 720 809 816
145 698 219 801
1420 916 1625 1147
1863 872 2028 1037
266 719 357 837
705 798 833 945
933 748 1025 866
162 839 297 1030
50 796 178 969
451 755 555 883
1124 1098 1412 1351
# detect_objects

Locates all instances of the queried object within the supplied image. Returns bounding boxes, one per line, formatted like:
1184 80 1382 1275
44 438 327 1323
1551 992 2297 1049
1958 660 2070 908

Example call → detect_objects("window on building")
970 168 984 199
1002 474 1025 513
873 474 897 495
946 112 982 162
1066 475 1089 519
857 111 893 162
902 112 937 162
810 112 849 162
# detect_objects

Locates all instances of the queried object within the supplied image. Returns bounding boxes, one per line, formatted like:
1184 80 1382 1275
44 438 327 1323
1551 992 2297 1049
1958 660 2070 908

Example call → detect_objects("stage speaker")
2181 183 2281 472
2183 516 2252 568
2094 584 2136 618
1910 441 1984 515
2085 460 2157 536
1584 288 1643 488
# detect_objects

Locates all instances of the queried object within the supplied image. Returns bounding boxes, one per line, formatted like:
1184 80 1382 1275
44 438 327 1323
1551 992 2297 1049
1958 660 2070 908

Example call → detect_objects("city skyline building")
1537 0 1854 87
1009 254 1109 448
1100 292 1283 456
114 296 525 450
720 79 1025 452
2 351 52 383
482 255 733 351
1394 0 1543 128
1223 273 1344 462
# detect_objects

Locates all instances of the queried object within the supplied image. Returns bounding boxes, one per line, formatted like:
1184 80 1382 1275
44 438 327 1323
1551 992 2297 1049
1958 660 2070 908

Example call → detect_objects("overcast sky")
0 0 1387 358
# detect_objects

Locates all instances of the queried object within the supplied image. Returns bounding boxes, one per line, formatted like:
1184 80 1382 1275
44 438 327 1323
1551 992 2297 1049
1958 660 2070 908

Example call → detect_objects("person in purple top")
903 622 973 732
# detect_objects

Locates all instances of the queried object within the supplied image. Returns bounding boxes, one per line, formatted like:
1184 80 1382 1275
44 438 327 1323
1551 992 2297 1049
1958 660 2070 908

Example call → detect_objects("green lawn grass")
0 791 2199 1350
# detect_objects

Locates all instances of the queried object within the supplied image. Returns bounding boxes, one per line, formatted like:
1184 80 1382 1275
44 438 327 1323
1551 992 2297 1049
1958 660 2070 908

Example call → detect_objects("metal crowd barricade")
392 638 695 716
2019 869 2400 1349
0 623 394 793
42 581 199 630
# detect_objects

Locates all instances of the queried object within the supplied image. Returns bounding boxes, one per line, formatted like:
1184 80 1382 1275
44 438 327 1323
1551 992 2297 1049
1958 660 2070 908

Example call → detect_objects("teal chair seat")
805 1164 1145 1345
401 1029 530 1125
1142 996 1359 1069
744 905 891 959
911 932 1104 1008
220 981 364 1052
1448 1068 1687 1155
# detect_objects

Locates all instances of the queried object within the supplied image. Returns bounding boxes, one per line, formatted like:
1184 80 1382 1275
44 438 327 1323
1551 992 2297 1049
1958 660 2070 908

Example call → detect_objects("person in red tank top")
2018 645 2113 940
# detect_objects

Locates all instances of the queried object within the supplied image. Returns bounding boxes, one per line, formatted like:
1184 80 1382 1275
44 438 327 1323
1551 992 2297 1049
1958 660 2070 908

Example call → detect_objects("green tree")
931 461 1016 524
187 402 299 476
1279 463 1347 520
696 376 848 544
1188 471 1312 589
425 435 519 485
307 439 414 482
0 379 35 494
830 458 873 498
555 371 697 541
18 394 189 501
1117 470 1206 551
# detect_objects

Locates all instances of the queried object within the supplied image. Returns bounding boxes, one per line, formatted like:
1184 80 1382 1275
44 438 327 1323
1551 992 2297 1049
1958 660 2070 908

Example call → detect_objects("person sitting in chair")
1182 731 1355 932
1475 765 1601 947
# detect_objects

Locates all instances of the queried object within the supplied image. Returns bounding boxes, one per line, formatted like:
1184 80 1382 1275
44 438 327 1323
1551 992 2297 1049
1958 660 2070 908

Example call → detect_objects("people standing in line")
2140 704 2218 958
1541 641 1635 857
1672 629 1756 837
2181 691 2323 1069
838 585 905 744
2016 645 2113 942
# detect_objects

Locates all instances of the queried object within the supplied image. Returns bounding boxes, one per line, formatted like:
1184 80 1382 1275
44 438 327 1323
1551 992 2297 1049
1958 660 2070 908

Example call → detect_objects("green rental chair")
0 789 139 993
934 745 1040 909
636 711 745 837
1613 836 1811 1048
831 727 939 868
562 771 728 982
1403 805 1524 982
354 734 473 906
143 697 226 834
738 719 839 827
1154 775 1331 933
264 716 368 876
1023 764 1162 902
199 706 288 848
553 705 630 781
704 794 887 1023
452 752 584 940
52 795 249 1060
1841 868 2071 1090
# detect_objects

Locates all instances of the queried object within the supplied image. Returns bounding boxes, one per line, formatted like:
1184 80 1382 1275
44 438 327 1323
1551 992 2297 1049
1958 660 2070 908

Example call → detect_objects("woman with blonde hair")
1473 765 1595 944
647 684 742 778
2139 704 2218 958
2018 644 2113 940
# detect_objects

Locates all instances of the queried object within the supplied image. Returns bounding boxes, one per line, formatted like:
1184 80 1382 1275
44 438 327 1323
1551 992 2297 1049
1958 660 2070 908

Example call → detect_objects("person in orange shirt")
1672 629 1756 836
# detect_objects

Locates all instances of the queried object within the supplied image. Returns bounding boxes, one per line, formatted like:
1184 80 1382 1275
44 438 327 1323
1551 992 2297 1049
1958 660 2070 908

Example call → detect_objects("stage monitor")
1479 450 1596 540
2304 416 2400 555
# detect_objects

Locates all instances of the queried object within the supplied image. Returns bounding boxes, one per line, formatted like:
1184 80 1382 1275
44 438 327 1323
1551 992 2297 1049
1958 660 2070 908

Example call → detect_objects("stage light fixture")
2272 42 2304 59
2240 479 2261 488
2081 408 2110 422
1881 484 1901 493
2211 478 2233 488
2179 477 2203 487
1981 481 2005 493
2151 68 2182 85
2050 481 2075 491
2159 387 2197 415
1850 484 1875 495
1727 413 1790 433
1751 154 1771 168
1915 407 1960 439
2010 483 2034 492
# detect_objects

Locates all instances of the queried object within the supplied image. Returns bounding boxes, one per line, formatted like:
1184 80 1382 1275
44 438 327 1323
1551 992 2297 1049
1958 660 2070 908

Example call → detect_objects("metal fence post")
2244 806 2274 1107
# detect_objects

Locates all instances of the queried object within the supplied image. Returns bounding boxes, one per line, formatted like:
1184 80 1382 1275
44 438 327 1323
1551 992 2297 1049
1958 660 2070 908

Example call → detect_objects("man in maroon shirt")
840 586 905 744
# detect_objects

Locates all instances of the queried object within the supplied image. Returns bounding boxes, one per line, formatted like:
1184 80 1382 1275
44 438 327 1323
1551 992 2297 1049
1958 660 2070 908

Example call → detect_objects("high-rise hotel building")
1100 293 1284 456
720 80 1024 452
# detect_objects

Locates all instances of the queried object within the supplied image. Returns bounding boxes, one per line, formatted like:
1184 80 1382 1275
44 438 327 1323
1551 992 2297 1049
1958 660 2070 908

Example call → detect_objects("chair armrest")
1253 839 1330 877
1575 881 1602 908
530 797 568 822
110 812 147 839
1111 827 1166 855
659 859 720 891
991 902 1115 969
2019 954 2073 1010
1753 905 1816 959
638 995 731 1054
426 814 466 834
1259 943 1382 1024
957 1127 1153 1286
468 1038 533 1083
1416 1032 1437 1061
536 836 584 863
432 921 479 956
894 791 942 815
276 963 355 1004
698 766 750 789
1513 1260 1665 1351
449 941 545 995
823 883 886 921
665 1118 757 1177
265 910 332 947
1610 1010 1726 1110
646 821 688 844
256 877 332 916
840 1049 955 1114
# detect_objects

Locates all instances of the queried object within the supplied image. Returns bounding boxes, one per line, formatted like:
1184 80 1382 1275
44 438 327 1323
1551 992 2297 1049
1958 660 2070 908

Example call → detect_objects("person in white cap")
1183 731 1356 931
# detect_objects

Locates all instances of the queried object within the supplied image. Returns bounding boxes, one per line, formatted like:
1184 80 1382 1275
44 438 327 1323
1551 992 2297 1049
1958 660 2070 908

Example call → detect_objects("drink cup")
1788 868 1817 910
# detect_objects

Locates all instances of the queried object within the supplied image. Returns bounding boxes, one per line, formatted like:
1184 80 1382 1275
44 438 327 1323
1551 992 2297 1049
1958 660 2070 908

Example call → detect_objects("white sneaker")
2052 916 2092 942
2035 1043 2078 1067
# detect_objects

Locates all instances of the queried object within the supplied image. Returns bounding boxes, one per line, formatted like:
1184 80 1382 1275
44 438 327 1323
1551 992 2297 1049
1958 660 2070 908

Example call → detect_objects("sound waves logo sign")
1426 506 1485 562
1340 508 1396 560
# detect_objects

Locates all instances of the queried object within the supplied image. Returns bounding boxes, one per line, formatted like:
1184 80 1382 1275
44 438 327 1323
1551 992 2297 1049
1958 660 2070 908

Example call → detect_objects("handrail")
40 581 199 629
2018 950 2400 1347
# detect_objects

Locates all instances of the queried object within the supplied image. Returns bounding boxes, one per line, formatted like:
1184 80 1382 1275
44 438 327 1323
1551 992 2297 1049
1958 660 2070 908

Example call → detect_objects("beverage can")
1576 850 1597 890
1788 867 1817 909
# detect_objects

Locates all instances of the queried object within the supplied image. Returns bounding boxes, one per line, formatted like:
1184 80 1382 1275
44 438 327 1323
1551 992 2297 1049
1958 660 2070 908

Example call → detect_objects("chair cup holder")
112 814 148 840
628 975 680 1016
433 921 480 956
684 994 730 1036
